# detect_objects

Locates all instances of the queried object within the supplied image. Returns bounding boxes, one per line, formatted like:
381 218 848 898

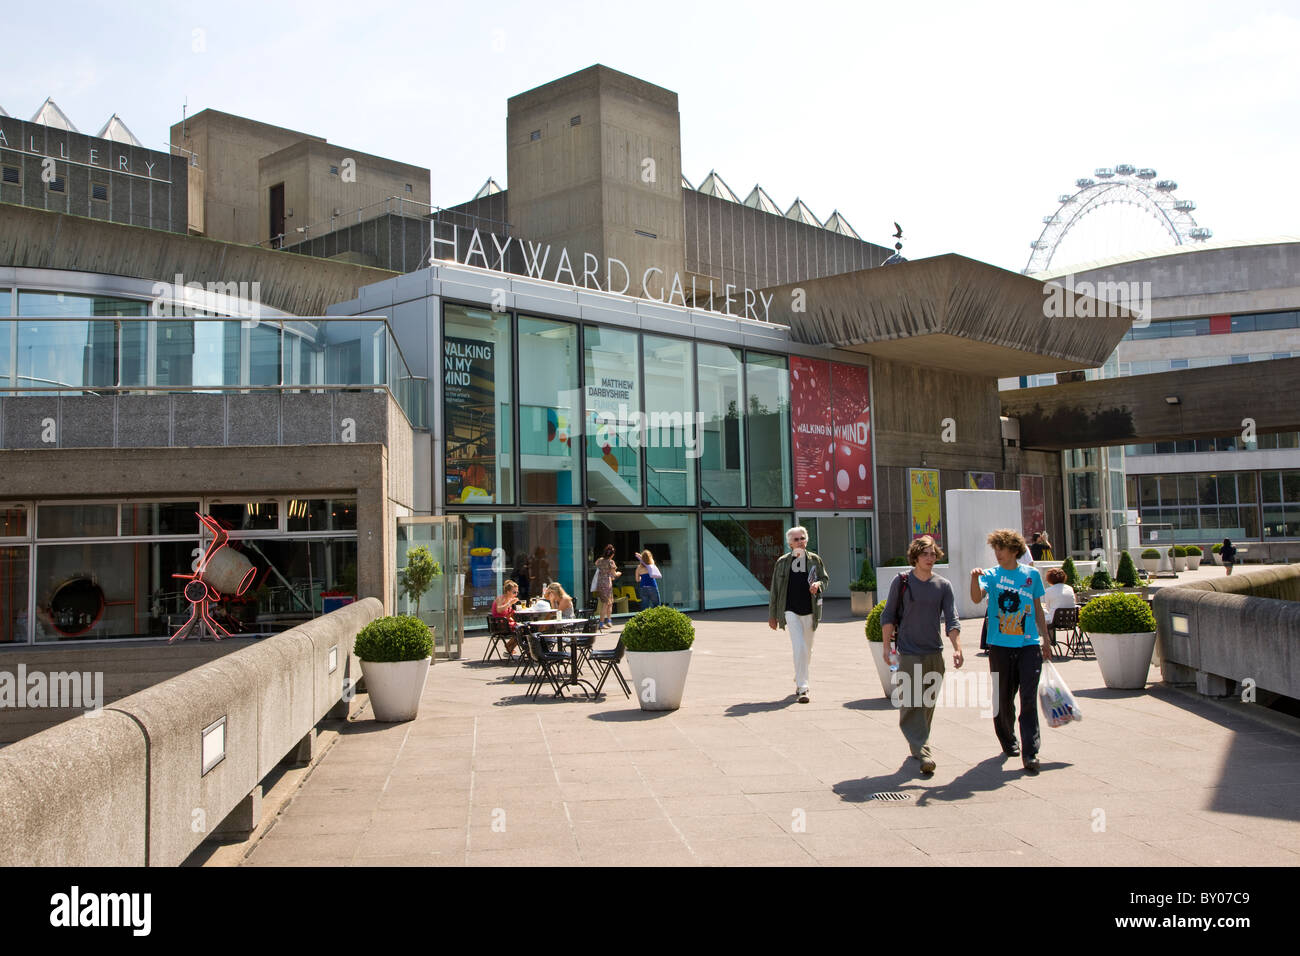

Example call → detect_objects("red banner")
1019 475 1045 537
791 357 833 506
831 363 873 508
790 358 873 509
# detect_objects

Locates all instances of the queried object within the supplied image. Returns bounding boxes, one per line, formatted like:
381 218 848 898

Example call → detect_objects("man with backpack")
881 535 963 775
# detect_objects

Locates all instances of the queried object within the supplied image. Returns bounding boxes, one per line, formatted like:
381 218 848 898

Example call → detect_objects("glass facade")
746 353 792 508
1 496 359 643
456 513 584 630
519 316 580 506
703 513 791 608
1130 472 1262 540
643 335 697 507
698 343 746 506
443 305 513 505
587 513 699 612
584 326 642 506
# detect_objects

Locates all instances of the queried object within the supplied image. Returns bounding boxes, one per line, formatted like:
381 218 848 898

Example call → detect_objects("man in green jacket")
768 526 829 703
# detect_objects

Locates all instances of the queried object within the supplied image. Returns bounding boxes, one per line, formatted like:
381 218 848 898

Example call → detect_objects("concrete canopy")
763 253 1134 376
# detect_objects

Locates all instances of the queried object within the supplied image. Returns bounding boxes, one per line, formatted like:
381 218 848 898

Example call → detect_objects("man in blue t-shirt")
969 529 1051 774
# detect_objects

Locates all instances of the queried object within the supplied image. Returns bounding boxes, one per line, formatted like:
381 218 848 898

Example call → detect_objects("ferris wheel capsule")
1137 168 1158 179
1075 178 1095 188
1156 179 1178 191
1095 167 1115 178
1114 163 1136 175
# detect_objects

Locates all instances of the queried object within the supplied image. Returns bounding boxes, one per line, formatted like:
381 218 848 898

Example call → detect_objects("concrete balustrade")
0 598 381 867
1154 566 1300 698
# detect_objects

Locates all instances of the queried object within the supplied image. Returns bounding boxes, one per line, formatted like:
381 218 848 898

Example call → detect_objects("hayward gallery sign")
431 226 777 322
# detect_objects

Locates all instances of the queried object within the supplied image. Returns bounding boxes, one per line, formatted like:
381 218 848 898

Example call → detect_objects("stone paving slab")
243 598 1300 867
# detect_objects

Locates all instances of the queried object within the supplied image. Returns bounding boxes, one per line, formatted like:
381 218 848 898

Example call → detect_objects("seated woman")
489 579 521 655
1042 567 1077 621
543 583 576 619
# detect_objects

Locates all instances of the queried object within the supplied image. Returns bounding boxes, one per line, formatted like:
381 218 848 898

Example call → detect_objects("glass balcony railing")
0 316 426 427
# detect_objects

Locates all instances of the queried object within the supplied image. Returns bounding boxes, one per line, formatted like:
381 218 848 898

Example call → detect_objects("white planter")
1141 558 1160 575
850 590 875 615
1187 555 1202 570
625 649 692 711
360 657 432 721
867 641 896 699
1171 555 1186 572
1089 631 1156 689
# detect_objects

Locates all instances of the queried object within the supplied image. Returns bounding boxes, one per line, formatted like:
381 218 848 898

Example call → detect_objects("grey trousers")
896 652 946 760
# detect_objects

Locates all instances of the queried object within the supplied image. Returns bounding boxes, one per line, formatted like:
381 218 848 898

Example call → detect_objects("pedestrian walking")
636 549 663 608
881 535 962 775
1221 538 1237 576
970 529 1051 774
767 526 827 703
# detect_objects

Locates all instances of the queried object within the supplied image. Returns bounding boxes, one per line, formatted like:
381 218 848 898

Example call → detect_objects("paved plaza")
241 577 1300 867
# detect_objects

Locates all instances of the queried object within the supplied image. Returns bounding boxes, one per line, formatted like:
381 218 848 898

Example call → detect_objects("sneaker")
1022 756 1041 775
797 689 810 703
919 757 936 774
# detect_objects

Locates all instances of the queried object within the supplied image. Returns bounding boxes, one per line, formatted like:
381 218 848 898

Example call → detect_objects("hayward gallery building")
0 65 1131 692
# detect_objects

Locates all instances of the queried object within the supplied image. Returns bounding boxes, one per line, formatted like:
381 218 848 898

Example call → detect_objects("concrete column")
1196 671 1232 697
280 728 315 767
207 785 263 841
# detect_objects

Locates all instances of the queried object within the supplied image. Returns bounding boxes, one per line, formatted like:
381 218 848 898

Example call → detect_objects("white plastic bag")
1039 661 1082 728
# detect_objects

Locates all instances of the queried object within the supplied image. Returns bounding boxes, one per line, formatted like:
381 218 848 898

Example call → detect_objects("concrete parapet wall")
1154 566 1300 699
0 598 380 866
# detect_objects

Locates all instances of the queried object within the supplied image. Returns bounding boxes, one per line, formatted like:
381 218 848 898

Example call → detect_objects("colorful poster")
790 357 833 506
830 363 873 508
967 471 996 490
909 468 942 544
444 336 497 504
1019 475 1045 538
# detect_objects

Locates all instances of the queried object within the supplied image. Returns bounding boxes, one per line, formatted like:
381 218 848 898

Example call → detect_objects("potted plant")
1210 542 1223 565
1061 557 1082 590
1079 593 1157 689
1168 546 1186 572
849 557 877 615
1115 550 1140 588
1088 564 1115 591
398 545 441 619
864 600 896 699
621 606 695 711
354 615 434 721
1140 548 1161 575
1185 545 1203 570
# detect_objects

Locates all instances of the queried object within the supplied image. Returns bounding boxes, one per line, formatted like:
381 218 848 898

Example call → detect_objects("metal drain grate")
869 791 912 802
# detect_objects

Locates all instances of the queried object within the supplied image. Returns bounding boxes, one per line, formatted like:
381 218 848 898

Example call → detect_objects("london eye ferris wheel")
1024 165 1212 275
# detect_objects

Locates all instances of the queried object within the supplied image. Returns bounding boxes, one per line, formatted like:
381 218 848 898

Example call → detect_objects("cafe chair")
525 632 569 700
589 638 631 699
484 615 514 662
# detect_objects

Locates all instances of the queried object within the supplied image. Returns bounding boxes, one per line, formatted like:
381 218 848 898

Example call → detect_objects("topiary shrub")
354 615 433 662
1079 592 1156 634
1116 550 1139 587
1089 564 1116 590
864 600 888 642
849 557 877 593
1141 549 1161 559
1185 545 1202 556
1061 557 1082 590
1172 545 1188 558
882 556 909 567
621 605 695 652
1212 543 1223 554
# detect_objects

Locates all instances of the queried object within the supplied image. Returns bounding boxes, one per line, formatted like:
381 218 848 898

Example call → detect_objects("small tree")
398 545 441 617
1090 563 1116 590
850 556 877 593
1061 557 1082 590
1115 550 1139 587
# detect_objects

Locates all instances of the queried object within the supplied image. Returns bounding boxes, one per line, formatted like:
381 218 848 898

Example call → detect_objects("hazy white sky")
5 0 1298 271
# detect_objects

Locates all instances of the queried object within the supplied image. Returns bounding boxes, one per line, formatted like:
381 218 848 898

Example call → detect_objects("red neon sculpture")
170 513 256 642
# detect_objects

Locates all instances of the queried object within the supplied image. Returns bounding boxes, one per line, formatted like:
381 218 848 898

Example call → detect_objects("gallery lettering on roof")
0 126 165 178
432 225 777 320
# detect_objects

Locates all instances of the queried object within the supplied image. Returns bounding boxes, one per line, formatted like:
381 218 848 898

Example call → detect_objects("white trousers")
785 611 815 692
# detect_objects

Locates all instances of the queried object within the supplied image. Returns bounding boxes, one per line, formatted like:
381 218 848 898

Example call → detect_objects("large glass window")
286 498 358 533
703 512 790 608
519 317 580 505
643 335 697 507
457 513 583 629
443 305 513 505
698 344 746 507
38 504 118 538
122 502 201 537
584 326 642 506
587 513 699 614
214 536 358 627
0 545 28 643
16 320 118 392
17 291 148 318
746 353 791 507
